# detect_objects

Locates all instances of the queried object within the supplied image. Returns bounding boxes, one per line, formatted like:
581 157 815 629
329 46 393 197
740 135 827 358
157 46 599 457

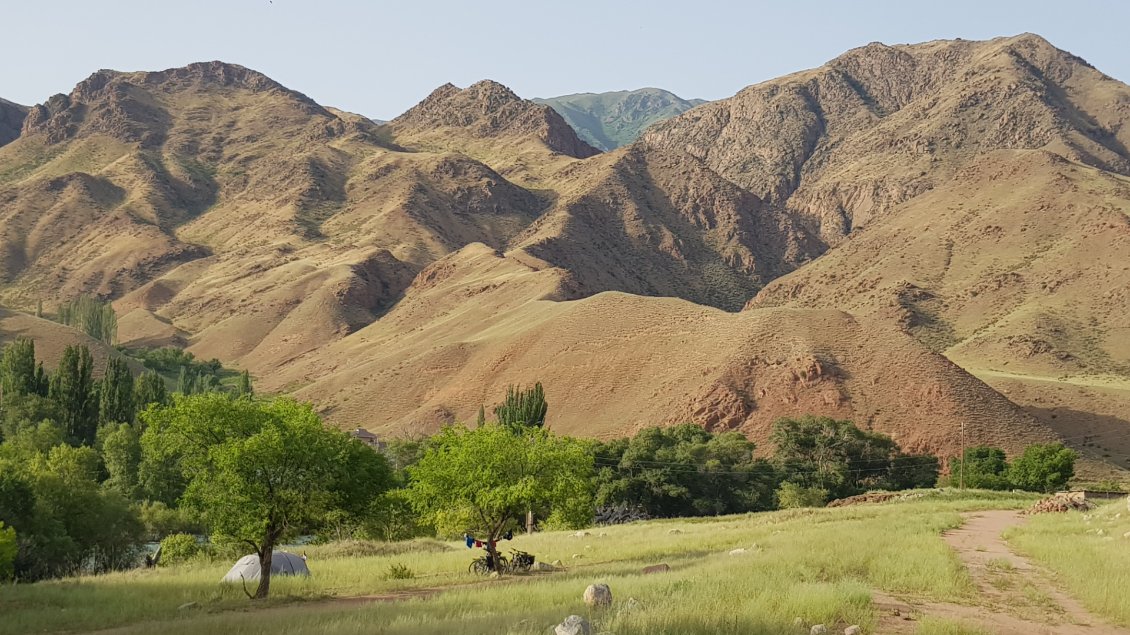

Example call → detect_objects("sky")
2 0 1128 120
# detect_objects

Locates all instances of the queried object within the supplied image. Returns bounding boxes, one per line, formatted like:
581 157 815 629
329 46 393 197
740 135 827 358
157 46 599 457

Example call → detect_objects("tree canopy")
592 424 777 518
140 393 394 598
405 423 592 564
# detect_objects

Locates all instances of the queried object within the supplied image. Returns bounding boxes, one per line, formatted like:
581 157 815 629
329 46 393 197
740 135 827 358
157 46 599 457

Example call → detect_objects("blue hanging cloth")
464 534 474 549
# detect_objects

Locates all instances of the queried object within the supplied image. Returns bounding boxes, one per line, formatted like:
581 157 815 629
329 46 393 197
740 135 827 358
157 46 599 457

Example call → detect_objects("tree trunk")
485 538 500 573
254 546 273 599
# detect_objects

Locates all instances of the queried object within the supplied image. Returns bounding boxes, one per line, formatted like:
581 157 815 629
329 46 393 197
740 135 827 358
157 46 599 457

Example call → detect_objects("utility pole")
959 419 966 490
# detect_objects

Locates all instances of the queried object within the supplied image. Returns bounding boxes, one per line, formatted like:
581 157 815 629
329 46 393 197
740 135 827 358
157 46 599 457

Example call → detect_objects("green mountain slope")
534 88 705 151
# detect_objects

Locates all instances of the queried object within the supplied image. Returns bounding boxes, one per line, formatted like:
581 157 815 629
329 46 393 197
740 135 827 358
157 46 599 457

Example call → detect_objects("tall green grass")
1006 499 1130 626
1 489 1036 635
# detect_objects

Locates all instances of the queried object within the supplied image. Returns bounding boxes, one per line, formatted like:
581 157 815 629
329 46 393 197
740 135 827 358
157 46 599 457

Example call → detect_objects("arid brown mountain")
0 98 27 147
2 36 1128 474
644 34 1130 244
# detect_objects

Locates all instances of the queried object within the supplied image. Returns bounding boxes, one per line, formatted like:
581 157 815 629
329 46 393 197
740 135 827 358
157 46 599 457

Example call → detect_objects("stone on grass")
574 531 591 538
489 570 500 579
533 561 557 572
584 583 613 608
729 548 747 556
551 559 564 568
810 625 828 635
177 602 198 611
844 626 862 635
641 563 670 574
667 528 682 534
572 553 583 559
555 615 591 635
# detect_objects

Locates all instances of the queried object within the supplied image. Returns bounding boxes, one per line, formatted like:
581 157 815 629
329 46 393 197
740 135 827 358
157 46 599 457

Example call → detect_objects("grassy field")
1006 498 1130 626
2 490 1040 635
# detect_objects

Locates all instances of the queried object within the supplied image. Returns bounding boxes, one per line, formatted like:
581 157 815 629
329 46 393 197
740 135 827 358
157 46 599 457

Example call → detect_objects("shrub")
158 533 202 566
0 522 15 581
948 447 1011 490
1007 443 1077 493
776 482 828 509
385 562 414 580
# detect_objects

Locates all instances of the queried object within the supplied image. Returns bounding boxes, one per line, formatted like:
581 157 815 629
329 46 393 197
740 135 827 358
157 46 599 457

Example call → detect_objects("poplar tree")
99 357 135 425
48 345 97 445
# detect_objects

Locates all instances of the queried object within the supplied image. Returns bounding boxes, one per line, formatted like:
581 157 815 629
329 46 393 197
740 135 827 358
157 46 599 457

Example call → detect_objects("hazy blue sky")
2 0 1127 119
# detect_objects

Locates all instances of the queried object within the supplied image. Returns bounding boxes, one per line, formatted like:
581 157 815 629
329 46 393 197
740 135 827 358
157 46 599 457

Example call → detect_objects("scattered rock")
551 559 564 568
844 626 862 635
1122 531 1130 539
641 563 670 574
598 532 608 537
572 553 583 559
729 548 747 556
489 570 500 579
811 625 828 635
667 528 683 534
574 531 591 538
1023 493 1094 514
555 615 591 635
177 602 198 611
793 617 805 627
583 583 613 608
533 561 557 572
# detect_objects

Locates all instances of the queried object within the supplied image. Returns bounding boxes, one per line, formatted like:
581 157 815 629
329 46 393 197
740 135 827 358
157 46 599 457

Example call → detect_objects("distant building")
350 428 386 451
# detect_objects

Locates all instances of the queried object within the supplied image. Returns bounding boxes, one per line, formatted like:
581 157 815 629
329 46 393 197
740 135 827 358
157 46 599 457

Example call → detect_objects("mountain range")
533 88 706 151
1 34 1127 477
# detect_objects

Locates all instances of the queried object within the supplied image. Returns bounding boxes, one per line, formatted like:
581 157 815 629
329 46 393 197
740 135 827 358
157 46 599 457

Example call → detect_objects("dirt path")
876 510 1129 634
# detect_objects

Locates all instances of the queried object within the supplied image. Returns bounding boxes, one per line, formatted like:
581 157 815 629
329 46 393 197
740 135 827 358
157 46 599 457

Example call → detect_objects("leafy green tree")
57 296 117 344
141 394 394 598
1007 443 1077 493
593 424 778 518
177 366 195 395
493 383 548 431
0 393 63 441
949 446 1010 490
99 357 134 425
886 453 941 490
134 371 168 410
0 521 15 581
406 423 592 570
0 337 39 399
771 416 921 500
99 423 142 499
237 370 253 397
775 482 829 508
48 345 97 445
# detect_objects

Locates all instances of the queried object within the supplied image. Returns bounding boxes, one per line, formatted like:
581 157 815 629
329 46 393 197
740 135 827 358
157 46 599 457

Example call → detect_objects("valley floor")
4 490 1129 635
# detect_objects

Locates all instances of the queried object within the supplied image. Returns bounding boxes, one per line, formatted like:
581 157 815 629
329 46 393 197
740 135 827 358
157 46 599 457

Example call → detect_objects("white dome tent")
221 551 310 584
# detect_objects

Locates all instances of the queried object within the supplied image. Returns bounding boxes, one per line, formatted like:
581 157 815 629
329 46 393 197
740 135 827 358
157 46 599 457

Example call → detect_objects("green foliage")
1006 443 1077 493
0 394 63 441
141 393 395 598
47 345 97 445
948 447 1011 490
98 423 141 499
592 424 778 518
237 370 253 397
476 404 486 427
406 423 593 544
1 441 144 580
98 357 134 425
0 521 15 581
0 337 44 399
385 562 414 580
771 416 936 499
775 482 829 508
157 533 202 566
133 371 168 410
57 295 117 344
135 501 205 541
493 382 548 431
